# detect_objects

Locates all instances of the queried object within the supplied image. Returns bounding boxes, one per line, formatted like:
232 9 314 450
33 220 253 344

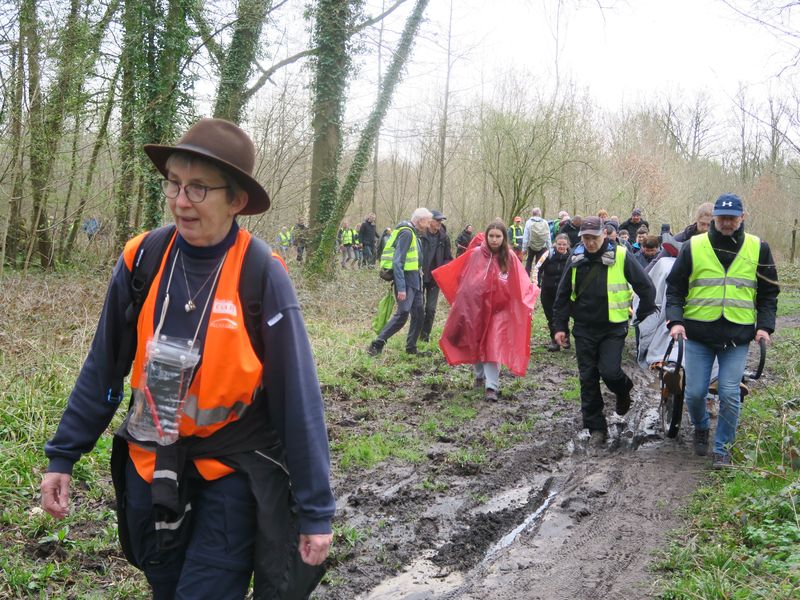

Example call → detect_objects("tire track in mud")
322 358 709 600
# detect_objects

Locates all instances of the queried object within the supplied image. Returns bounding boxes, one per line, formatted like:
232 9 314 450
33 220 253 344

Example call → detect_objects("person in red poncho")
433 220 539 401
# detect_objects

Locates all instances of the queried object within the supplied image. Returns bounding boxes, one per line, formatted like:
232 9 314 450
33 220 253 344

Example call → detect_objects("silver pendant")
185 299 196 313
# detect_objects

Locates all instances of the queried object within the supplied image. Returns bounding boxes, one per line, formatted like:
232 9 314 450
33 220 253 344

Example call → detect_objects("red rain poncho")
433 234 539 376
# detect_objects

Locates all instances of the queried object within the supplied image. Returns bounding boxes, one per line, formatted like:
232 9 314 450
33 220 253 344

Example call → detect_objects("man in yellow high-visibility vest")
368 208 433 356
553 216 657 449
666 194 779 469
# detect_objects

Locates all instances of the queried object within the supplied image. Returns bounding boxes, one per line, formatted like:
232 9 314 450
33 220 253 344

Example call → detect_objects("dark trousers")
361 244 374 266
377 285 424 352
124 460 255 600
525 247 548 275
573 325 633 432
540 286 567 339
420 283 440 341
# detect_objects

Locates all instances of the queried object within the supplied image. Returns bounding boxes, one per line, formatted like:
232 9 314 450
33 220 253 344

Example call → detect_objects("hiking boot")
474 377 486 389
693 428 710 457
711 452 732 470
589 429 607 448
484 388 498 402
367 340 384 356
406 348 430 356
615 389 632 416
547 340 561 352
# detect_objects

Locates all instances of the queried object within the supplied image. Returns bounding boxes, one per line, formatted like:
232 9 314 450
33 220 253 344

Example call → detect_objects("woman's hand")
554 332 568 347
41 472 72 519
299 533 333 565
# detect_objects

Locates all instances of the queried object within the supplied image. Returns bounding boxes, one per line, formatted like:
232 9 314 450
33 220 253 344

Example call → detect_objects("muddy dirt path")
319 350 714 600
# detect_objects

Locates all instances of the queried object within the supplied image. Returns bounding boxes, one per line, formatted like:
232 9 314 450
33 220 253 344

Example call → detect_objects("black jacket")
665 222 779 348
553 242 657 335
358 220 377 247
455 229 473 256
620 217 650 239
421 226 453 284
559 221 581 247
537 249 570 293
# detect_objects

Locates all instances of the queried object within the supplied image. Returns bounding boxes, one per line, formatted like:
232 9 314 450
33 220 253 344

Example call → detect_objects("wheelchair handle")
663 335 684 367
745 337 767 381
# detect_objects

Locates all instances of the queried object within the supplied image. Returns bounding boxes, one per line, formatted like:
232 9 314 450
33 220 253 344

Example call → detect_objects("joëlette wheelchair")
654 336 767 438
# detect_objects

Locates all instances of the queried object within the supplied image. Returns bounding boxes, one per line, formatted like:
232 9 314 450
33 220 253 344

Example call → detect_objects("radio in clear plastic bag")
127 335 200 445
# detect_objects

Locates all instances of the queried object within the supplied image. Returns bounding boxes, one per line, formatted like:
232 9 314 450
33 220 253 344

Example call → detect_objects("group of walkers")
275 222 308 263
37 114 780 600
370 198 779 472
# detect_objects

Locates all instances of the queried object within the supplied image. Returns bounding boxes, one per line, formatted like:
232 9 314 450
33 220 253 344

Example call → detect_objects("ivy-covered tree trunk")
140 0 193 231
21 0 51 271
213 0 272 123
1 38 25 272
307 0 363 244
307 0 430 276
114 0 140 251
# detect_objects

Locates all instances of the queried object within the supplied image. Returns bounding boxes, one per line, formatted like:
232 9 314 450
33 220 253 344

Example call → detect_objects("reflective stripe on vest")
684 232 759 324
341 229 353 244
279 231 291 246
380 226 420 271
511 225 523 244
570 245 632 323
128 229 263 437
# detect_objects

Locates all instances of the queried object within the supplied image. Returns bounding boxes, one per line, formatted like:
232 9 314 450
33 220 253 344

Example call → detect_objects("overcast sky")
362 0 798 124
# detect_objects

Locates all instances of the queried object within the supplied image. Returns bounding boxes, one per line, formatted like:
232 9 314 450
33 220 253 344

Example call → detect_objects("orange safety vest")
122 229 263 482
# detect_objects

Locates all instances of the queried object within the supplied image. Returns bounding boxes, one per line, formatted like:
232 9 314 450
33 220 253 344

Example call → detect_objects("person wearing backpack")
522 207 553 275
40 118 334 599
368 208 433 356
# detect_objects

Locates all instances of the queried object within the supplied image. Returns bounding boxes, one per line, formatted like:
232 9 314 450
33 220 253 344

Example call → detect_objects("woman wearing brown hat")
40 118 334 598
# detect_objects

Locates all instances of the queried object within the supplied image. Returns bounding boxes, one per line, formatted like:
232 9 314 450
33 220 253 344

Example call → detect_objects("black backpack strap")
108 225 176 405
240 236 272 360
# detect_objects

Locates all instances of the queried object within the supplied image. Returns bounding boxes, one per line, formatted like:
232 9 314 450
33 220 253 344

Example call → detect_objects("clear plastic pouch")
127 335 200 445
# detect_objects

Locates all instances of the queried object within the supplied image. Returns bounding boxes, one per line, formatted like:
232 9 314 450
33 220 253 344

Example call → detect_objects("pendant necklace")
180 250 226 313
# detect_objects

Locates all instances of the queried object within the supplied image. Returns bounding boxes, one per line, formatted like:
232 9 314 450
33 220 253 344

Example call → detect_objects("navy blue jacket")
44 222 335 534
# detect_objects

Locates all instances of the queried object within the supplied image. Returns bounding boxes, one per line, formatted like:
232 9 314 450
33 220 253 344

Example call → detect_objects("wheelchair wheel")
660 383 683 439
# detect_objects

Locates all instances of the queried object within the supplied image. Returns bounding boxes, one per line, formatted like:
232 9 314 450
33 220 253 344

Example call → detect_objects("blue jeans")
684 339 749 456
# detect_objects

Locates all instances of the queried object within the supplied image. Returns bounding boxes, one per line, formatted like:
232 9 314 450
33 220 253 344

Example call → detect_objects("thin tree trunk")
436 0 453 208
64 64 120 261
371 0 385 216
56 114 82 261
307 0 430 277
1 38 25 273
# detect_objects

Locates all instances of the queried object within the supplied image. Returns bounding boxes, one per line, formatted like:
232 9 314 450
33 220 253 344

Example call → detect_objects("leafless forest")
2 0 799 274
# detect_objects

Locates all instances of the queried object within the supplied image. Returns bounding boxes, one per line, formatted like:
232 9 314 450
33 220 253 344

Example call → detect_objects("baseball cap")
431 210 447 221
579 216 604 236
712 194 744 217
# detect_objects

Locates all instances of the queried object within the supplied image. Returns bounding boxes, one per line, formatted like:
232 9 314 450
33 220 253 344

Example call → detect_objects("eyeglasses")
161 179 230 203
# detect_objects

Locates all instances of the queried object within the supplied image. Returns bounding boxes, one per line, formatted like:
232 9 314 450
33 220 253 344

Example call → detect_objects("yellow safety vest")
685 232 759 324
341 228 354 245
380 226 419 271
571 245 632 323
278 231 291 246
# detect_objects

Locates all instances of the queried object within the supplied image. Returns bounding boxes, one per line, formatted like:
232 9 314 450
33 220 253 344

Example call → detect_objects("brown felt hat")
143 118 270 215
